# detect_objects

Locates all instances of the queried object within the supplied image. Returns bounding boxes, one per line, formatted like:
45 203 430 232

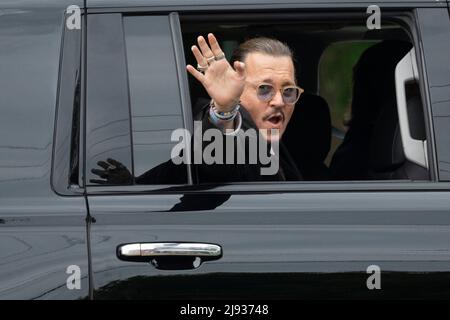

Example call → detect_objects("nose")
269 89 285 108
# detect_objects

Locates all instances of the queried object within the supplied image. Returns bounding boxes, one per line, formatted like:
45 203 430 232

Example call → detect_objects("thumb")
234 61 246 79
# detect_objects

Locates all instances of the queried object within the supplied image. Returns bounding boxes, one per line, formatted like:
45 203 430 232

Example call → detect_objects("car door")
0 0 89 299
85 2 450 300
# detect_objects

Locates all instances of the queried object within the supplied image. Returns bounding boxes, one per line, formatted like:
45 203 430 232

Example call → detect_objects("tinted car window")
123 16 185 177
182 17 430 183
86 14 133 185
86 14 187 185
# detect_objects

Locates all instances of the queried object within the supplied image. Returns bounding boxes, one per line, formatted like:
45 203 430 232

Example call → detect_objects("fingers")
97 160 109 170
98 159 124 170
197 35 215 61
191 45 208 67
207 33 224 57
186 64 205 84
91 168 108 179
233 61 246 79
107 158 124 168
187 33 226 83
90 179 107 185
189 45 208 82
91 159 131 185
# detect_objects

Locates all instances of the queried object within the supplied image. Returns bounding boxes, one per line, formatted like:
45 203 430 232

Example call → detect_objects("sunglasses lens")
257 84 274 101
283 87 300 104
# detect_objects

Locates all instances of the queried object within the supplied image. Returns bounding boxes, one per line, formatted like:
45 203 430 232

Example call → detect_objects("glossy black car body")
1 0 450 299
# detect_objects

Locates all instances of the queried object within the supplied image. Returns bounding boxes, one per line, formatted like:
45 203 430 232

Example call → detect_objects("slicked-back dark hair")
230 37 295 67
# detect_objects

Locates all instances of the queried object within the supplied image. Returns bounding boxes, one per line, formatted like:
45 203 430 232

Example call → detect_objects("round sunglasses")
254 83 304 104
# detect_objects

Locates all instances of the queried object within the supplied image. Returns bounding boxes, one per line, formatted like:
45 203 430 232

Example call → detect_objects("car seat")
368 88 429 180
282 92 332 180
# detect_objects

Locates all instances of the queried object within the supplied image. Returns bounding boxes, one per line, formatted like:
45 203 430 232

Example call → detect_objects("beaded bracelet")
209 105 238 123
210 99 240 120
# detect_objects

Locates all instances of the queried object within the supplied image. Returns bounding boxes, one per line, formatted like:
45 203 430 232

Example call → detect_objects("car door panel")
0 0 89 300
87 190 450 299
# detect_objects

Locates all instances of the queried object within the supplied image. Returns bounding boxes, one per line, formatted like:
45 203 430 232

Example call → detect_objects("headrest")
351 40 413 173
350 40 412 125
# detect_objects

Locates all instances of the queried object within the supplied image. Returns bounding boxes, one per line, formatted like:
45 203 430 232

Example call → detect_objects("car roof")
5 0 446 9
87 0 446 8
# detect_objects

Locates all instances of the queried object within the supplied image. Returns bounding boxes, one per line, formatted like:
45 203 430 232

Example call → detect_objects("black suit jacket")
136 102 302 184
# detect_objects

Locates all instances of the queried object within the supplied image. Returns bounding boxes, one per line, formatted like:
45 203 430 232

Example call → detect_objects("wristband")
209 99 240 121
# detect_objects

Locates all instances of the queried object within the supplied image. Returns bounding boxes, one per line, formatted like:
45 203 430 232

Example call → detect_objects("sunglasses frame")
253 82 304 104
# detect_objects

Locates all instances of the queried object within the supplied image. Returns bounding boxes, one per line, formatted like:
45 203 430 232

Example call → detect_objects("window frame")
52 11 85 196
82 7 445 196
415 8 450 181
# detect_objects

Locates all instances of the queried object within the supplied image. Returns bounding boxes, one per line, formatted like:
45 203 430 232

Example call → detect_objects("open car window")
85 11 433 189
181 13 430 183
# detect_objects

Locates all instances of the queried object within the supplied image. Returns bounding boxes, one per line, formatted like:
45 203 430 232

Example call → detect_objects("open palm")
186 33 246 111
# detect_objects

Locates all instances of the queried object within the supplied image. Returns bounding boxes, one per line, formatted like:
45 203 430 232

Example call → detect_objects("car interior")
180 14 429 182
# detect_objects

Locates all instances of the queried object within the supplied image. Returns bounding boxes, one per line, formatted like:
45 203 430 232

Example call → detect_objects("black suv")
1 0 450 300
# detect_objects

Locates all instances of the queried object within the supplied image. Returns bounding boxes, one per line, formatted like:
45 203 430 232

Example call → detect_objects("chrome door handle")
117 242 222 270
118 242 222 258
